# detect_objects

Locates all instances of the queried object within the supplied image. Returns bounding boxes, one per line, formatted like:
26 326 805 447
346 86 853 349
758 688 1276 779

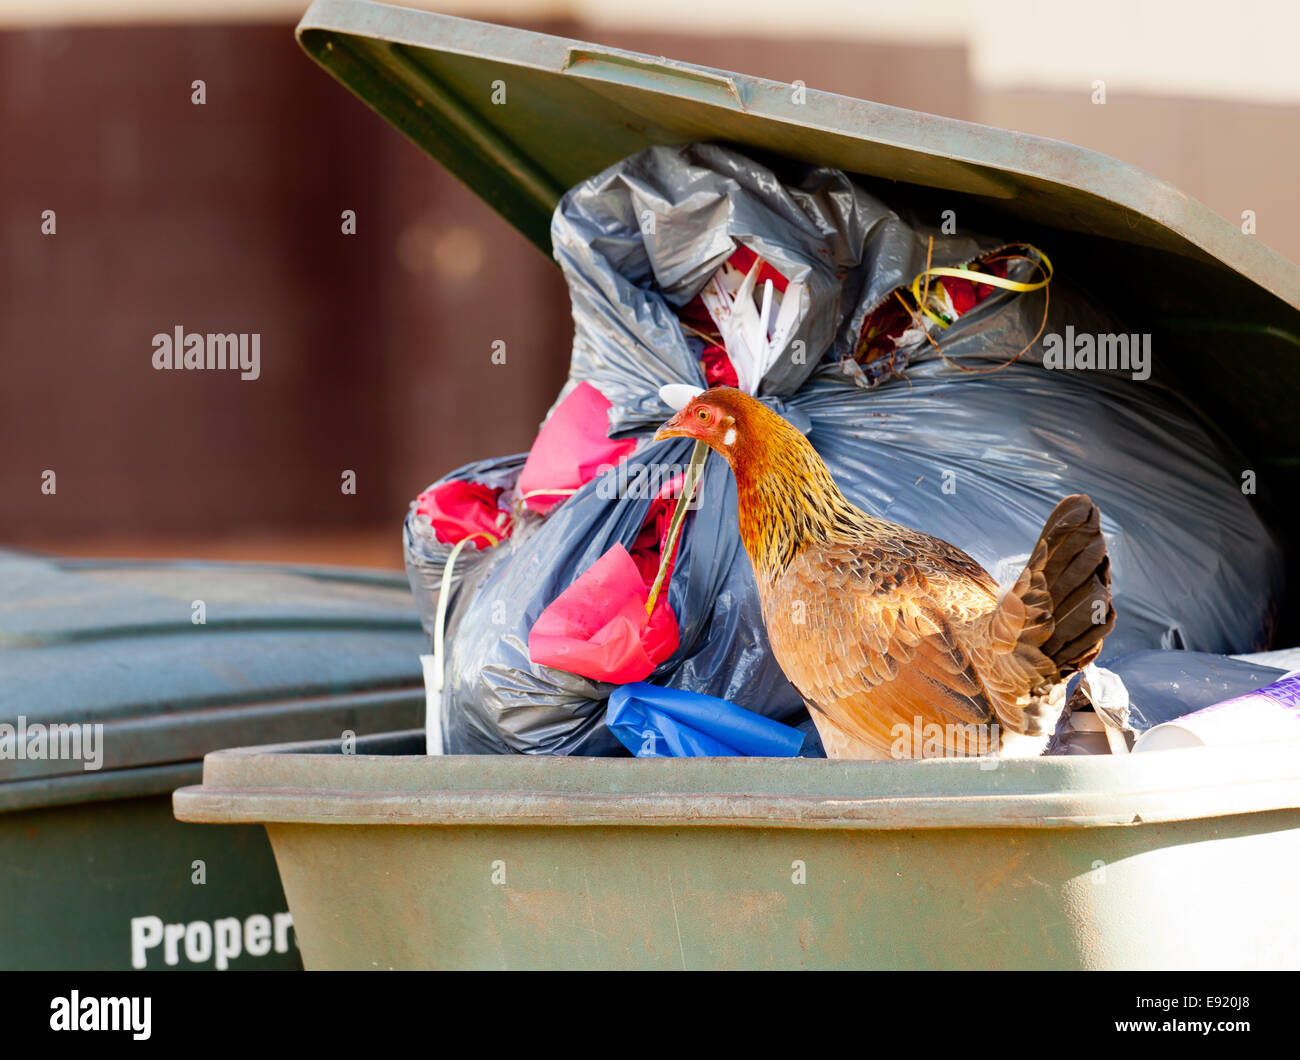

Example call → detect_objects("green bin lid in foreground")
0 551 426 811
295 0 1300 463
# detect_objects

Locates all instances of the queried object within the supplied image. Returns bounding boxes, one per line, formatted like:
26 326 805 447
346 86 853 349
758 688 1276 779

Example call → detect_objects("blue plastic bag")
607 683 805 757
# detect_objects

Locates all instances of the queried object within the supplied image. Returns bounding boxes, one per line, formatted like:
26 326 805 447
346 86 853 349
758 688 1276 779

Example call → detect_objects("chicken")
654 386 1115 759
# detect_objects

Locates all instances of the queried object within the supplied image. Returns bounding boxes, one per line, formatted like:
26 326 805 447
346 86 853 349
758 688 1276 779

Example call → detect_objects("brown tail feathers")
990 494 1115 735
1029 494 1114 674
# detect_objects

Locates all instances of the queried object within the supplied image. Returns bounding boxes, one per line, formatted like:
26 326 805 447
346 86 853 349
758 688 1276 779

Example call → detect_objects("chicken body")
656 387 1115 759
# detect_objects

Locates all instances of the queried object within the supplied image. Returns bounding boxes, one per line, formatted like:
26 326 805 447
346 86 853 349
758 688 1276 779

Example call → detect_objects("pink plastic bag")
528 543 678 684
518 381 638 514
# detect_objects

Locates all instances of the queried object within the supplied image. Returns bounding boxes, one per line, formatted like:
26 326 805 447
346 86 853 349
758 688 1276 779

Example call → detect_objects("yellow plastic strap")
519 488 579 500
645 440 709 617
432 530 499 694
910 244 1053 329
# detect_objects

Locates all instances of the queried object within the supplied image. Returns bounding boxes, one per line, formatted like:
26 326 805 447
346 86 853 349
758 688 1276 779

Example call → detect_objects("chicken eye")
696 408 711 424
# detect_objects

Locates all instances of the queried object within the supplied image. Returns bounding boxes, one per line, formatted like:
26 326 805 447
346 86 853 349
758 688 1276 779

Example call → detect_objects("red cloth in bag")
415 480 511 548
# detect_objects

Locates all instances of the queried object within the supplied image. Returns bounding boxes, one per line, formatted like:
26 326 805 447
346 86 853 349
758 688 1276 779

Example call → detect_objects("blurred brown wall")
0 23 572 553
5 19 1290 568
0 20 972 564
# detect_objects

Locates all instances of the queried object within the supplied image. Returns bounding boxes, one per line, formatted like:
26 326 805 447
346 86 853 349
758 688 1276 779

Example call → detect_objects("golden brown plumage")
655 386 1115 759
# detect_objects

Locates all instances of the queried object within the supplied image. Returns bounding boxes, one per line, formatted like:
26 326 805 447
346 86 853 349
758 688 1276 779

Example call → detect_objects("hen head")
655 387 873 579
652 386 787 467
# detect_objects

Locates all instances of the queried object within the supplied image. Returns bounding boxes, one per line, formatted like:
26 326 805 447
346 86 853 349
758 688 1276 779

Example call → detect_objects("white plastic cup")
1133 672 1300 752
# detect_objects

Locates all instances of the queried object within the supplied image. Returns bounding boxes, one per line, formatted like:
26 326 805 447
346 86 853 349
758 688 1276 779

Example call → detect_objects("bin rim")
173 730 1300 831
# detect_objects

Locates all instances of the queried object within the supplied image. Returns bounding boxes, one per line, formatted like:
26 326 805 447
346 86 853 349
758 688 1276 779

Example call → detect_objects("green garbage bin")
0 551 425 970
174 0 1300 970
174 730 1300 969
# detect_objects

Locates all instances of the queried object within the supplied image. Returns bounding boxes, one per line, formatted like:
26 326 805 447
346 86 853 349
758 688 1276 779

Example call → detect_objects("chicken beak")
653 409 690 442
655 383 707 441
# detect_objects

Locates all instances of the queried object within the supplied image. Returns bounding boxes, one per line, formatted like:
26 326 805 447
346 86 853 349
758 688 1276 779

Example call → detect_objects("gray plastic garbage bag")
403 455 525 638
1083 650 1291 735
422 142 1281 756
442 448 801 754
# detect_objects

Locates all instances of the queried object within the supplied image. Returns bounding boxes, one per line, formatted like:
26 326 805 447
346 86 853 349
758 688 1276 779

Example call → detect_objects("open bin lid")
0 551 426 806
296 0 1300 465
